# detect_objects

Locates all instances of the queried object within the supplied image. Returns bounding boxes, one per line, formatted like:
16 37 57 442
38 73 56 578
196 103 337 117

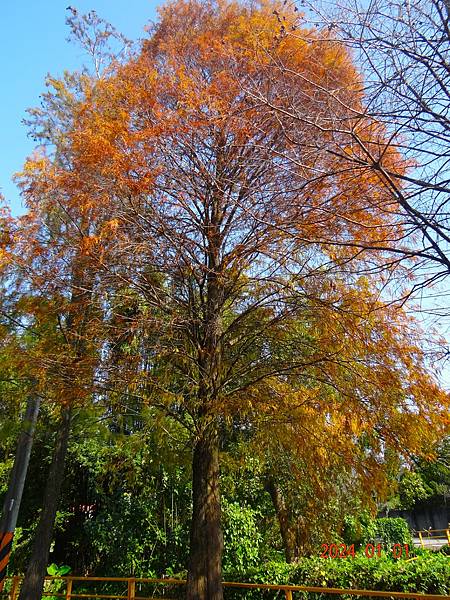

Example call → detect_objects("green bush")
223 552 449 599
342 515 412 549
372 518 413 547
222 499 262 574
342 512 377 548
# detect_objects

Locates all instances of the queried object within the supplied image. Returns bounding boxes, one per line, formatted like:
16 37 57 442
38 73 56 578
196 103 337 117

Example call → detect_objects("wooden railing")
2 576 449 600
415 528 450 549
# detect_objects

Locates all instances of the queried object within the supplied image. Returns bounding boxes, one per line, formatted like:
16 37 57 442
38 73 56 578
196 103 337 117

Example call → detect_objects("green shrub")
222 499 263 574
223 552 449 599
372 518 413 546
342 512 377 548
343 515 412 548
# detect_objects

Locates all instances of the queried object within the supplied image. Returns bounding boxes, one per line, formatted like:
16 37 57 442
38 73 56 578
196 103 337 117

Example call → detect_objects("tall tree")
4 11 130 598
15 2 449 599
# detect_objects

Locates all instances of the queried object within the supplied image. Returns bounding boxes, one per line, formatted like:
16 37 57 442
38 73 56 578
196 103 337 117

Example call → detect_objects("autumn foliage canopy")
1 1 448 599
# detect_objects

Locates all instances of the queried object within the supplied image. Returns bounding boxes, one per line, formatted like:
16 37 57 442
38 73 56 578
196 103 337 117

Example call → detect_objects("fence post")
127 578 135 600
9 577 20 600
285 590 293 600
418 531 424 549
65 578 73 600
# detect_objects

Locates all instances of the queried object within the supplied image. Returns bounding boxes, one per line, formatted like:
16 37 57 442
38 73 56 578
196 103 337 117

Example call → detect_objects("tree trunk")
186 423 223 600
0 394 40 592
18 407 72 600
265 477 297 563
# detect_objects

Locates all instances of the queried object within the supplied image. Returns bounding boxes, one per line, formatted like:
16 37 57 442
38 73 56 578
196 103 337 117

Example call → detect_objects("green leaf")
47 564 58 576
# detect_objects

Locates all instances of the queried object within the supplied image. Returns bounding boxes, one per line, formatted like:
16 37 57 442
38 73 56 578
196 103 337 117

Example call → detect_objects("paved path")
412 536 449 550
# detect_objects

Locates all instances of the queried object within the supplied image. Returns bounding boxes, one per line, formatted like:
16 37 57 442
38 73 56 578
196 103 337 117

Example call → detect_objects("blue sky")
1 0 159 216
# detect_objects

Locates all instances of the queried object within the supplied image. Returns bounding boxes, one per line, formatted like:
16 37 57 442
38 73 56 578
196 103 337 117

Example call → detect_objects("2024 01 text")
320 543 410 559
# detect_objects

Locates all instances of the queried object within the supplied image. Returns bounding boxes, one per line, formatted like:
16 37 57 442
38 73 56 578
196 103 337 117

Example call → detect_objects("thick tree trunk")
186 146 226 599
265 477 297 563
186 423 223 600
18 407 72 600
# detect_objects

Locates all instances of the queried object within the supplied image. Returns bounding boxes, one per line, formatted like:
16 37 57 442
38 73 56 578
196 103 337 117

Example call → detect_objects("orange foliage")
11 0 448 488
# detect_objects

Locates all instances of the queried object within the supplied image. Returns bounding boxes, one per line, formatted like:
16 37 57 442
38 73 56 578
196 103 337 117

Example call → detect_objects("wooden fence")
2 576 449 600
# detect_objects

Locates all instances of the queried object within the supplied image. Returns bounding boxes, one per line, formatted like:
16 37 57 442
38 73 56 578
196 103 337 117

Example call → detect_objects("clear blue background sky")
1 1 159 216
